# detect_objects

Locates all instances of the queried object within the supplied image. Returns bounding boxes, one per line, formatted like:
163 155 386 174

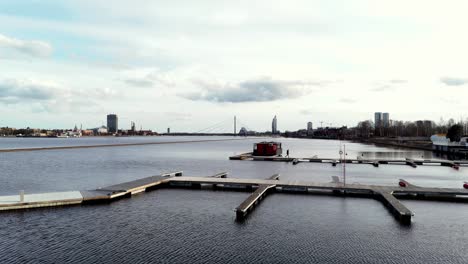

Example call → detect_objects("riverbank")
359 137 468 160
0 138 250 153
358 138 433 151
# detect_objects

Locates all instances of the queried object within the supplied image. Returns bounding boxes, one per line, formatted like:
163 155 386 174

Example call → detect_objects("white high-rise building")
307 122 313 132
272 115 278 134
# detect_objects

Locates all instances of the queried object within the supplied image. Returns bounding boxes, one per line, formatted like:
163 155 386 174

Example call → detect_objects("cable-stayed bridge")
167 116 253 135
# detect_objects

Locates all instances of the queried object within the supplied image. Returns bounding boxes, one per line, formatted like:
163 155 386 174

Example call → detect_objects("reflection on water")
358 150 433 160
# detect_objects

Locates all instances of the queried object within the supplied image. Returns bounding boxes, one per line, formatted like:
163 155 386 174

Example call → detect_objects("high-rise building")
272 115 278 134
307 122 313 132
374 112 382 128
382 113 390 128
107 114 118 133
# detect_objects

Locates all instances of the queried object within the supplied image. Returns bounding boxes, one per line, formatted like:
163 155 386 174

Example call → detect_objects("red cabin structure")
253 142 282 156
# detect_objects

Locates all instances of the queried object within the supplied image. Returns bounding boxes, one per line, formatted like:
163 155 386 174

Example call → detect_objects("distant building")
374 112 382 128
167 127 170 134
81 129 94 136
107 114 118 133
382 113 390 128
239 127 247 136
131 121 136 132
239 127 256 136
307 122 313 132
272 115 278 134
66 129 82 137
93 126 108 135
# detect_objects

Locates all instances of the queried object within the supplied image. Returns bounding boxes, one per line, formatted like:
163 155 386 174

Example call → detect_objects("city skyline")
2 1 468 131
2 111 467 135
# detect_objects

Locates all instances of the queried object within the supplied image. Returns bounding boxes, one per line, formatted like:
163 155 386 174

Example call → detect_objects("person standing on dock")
286 149 290 157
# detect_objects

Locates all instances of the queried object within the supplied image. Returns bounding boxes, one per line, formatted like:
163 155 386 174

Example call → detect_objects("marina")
2 136 468 263
2 170 468 226
5 2 468 262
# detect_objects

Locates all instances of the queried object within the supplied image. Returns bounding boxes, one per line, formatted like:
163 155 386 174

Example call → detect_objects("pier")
0 171 182 210
1 172 468 225
235 184 276 221
374 190 412 225
235 174 280 221
230 153 466 169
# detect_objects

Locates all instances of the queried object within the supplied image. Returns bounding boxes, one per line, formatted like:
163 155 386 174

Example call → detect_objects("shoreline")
0 138 250 153
357 138 433 151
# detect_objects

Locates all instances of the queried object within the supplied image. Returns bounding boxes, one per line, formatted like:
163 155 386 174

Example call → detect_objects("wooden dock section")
0 191 83 211
208 172 228 178
405 159 418 168
229 153 468 169
235 184 276 221
268 173 280 180
2 171 468 225
374 190 413 225
0 171 183 210
229 152 253 160
97 171 182 195
169 176 468 225
235 174 280 220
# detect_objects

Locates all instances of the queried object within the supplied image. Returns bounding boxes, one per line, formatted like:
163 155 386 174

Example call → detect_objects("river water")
0 136 467 263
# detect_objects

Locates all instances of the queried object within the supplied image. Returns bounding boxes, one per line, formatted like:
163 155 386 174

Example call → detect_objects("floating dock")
0 191 83 211
374 190 412 225
0 171 182 210
2 171 468 225
230 153 466 169
235 184 276 221
235 174 279 221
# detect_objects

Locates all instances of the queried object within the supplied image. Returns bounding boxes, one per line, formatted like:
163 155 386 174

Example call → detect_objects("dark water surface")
1 137 467 263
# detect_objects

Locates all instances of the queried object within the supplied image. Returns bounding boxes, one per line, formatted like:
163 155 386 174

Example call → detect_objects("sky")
1 0 468 132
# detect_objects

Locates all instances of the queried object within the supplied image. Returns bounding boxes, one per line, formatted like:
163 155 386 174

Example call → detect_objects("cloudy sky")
1 0 468 132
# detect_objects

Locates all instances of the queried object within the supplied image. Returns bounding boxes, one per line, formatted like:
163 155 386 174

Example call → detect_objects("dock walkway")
230 153 466 169
2 172 468 225
0 171 182 210
235 184 276 220
235 174 280 220
0 191 83 211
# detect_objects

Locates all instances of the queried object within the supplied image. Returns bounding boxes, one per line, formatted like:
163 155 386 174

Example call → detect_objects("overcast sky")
1 0 468 132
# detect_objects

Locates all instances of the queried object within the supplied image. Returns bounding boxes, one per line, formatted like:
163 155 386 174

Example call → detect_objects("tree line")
353 118 468 140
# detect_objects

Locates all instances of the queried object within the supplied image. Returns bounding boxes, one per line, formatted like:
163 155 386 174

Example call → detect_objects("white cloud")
0 79 58 102
0 33 52 58
184 77 326 103
122 68 176 88
2 1 468 130
0 78 119 114
440 77 468 86
339 98 356 104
